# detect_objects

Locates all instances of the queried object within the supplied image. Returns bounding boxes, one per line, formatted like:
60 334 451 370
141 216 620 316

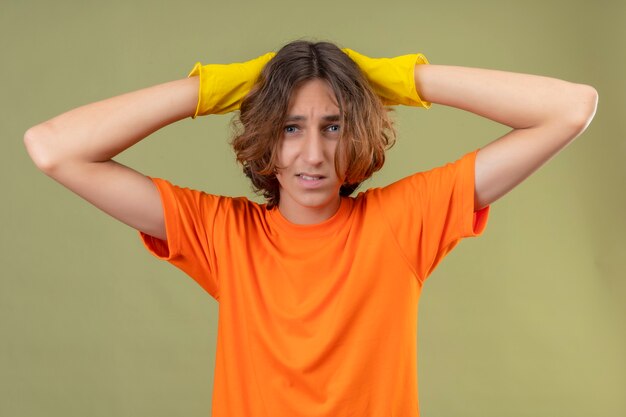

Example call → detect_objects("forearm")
414 64 596 131
413 64 598 209
24 77 198 170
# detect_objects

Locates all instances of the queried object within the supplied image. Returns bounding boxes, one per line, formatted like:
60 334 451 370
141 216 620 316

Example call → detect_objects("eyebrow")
285 114 341 122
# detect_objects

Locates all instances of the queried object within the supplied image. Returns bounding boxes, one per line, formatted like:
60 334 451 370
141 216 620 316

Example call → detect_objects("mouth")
296 173 326 180
295 173 327 189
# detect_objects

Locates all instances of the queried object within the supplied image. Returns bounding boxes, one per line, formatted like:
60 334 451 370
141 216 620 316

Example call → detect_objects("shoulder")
348 150 479 225
367 149 479 197
149 177 265 217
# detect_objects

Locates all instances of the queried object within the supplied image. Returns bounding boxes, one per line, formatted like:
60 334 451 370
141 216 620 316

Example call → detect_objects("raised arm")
413 64 598 210
24 77 199 240
24 51 273 240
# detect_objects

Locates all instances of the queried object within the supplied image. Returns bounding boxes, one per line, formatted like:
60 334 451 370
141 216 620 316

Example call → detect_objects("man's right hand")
188 52 275 117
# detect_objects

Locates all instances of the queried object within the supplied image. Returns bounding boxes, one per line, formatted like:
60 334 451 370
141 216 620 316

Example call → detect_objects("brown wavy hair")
231 40 396 208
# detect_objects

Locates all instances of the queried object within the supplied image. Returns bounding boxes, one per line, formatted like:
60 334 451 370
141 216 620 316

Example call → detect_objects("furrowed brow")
285 114 341 122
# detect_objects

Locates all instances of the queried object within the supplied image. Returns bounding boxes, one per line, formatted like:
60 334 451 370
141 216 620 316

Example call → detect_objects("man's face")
275 78 345 225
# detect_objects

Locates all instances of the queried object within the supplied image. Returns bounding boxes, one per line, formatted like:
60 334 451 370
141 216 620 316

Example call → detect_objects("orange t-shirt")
139 149 489 417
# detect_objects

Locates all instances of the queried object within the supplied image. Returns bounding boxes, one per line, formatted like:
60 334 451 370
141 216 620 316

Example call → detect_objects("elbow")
566 83 598 136
24 122 58 173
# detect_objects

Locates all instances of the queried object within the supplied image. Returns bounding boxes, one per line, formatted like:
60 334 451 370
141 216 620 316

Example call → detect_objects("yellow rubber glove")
187 52 275 117
342 48 431 108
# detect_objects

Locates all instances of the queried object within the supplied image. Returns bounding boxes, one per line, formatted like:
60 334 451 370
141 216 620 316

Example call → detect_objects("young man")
24 40 597 416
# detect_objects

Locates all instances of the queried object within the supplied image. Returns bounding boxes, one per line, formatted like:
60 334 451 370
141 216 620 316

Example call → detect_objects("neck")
277 197 342 225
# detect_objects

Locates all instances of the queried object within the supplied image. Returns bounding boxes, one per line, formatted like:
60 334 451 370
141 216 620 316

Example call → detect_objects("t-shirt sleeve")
374 149 490 283
137 177 225 300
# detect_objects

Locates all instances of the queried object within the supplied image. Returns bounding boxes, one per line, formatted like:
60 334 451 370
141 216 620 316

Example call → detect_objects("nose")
301 129 325 165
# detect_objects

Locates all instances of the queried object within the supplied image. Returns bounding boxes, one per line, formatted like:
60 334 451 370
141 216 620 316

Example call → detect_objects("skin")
414 64 598 211
23 77 199 241
275 79 345 225
23 57 598 241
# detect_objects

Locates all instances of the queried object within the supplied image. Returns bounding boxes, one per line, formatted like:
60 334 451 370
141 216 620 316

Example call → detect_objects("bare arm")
414 64 598 210
23 77 199 240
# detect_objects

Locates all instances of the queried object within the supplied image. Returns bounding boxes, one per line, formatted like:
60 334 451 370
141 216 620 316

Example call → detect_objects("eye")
326 124 341 133
284 125 299 134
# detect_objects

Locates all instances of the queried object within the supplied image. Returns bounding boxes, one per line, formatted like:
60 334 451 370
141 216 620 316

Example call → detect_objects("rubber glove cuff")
187 52 276 117
343 48 431 108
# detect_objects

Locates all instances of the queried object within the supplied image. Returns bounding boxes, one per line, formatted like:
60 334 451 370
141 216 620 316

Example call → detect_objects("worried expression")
275 78 346 225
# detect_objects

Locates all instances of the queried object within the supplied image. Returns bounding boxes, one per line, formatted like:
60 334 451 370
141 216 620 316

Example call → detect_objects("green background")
2 0 625 416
